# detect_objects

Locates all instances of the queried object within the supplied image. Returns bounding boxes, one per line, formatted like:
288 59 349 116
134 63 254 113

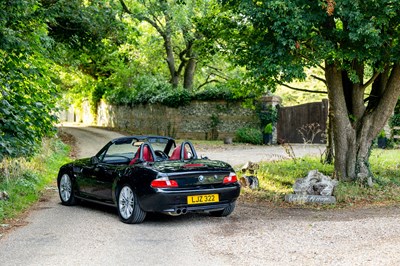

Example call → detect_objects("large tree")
119 0 213 89
219 0 400 184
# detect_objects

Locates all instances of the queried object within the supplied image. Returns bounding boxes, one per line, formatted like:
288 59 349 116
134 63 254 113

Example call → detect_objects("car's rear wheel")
117 184 146 224
58 173 77 206
210 201 236 217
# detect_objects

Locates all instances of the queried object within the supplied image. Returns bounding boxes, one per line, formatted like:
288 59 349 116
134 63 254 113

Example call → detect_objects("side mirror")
91 156 100 164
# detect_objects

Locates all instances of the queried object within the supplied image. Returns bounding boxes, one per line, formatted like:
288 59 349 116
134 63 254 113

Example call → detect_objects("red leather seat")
142 145 154 162
129 145 154 165
169 145 188 160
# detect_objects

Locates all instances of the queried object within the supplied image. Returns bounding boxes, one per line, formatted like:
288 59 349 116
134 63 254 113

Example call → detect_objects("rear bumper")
138 185 241 213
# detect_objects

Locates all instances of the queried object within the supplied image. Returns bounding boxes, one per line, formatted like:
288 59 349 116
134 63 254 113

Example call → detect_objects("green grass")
242 149 400 207
0 138 71 223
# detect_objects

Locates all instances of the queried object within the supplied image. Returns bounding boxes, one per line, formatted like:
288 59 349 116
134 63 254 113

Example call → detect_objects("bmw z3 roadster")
57 135 241 224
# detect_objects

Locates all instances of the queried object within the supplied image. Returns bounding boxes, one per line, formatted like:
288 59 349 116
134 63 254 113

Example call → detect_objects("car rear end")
139 160 241 215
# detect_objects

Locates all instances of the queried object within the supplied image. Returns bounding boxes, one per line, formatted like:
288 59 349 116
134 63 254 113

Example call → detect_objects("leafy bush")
151 88 191 108
194 86 236 101
390 98 400 127
235 127 263 145
104 80 253 108
104 76 192 107
0 52 59 161
258 105 278 128
390 113 400 127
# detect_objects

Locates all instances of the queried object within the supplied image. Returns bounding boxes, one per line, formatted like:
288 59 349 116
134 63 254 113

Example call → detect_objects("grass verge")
242 148 400 208
0 138 71 224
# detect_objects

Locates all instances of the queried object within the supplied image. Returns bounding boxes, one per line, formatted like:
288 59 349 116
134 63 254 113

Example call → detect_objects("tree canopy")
0 0 246 160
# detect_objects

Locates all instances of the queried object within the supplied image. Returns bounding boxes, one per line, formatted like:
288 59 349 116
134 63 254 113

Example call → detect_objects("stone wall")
96 100 260 140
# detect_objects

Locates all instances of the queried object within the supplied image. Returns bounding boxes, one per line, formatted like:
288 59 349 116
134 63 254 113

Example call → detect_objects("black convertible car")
57 135 240 224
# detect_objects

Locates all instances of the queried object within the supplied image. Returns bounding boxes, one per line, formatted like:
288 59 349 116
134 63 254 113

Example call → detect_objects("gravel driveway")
1 125 399 265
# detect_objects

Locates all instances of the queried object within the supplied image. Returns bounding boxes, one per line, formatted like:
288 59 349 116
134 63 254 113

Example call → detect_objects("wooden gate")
277 100 328 144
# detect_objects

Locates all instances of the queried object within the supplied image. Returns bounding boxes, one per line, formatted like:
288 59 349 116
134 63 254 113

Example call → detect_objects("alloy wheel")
60 174 72 202
119 186 135 219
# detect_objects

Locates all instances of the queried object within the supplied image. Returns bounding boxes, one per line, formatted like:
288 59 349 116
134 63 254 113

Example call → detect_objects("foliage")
0 138 70 222
390 98 400 127
220 0 400 84
264 123 273 134
0 0 60 161
247 149 400 206
258 105 278 128
390 114 400 127
194 85 237 101
45 0 256 117
378 130 386 139
45 0 125 78
235 127 263 145
119 0 211 88
104 76 190 107
0 53 59 160
104 79 250 107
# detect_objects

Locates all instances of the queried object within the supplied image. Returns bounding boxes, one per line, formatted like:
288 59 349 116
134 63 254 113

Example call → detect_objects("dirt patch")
58 129 78 159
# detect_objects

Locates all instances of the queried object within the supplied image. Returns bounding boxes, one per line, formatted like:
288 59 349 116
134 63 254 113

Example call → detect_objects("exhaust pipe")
167 207 188 216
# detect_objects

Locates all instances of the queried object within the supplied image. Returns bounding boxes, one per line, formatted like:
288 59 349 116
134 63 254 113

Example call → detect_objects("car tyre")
58 172 77 206
210 201 236 217
117 184 146 224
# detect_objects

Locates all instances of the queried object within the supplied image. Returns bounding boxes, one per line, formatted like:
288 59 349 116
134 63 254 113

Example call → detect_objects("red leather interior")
129 145 154 165
169 145 188 160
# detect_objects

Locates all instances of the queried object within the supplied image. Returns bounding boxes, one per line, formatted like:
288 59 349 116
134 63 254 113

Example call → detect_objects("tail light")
151 177 179 188
223 172 238 184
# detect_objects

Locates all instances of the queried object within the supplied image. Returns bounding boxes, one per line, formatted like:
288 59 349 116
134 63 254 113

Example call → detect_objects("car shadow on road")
71 200 221 225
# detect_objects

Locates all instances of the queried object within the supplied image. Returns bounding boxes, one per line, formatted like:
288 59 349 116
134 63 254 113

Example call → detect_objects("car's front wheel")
210 201 236 217
58 173 77 206
117 184 146 224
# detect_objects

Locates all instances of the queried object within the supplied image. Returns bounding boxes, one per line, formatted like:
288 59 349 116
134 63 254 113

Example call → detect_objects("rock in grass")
0 191 9 201
286 170 338 204
285 194 336 204
293 170 338 196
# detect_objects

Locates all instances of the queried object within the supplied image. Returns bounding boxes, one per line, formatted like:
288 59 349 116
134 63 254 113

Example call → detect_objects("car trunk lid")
152 159 235 188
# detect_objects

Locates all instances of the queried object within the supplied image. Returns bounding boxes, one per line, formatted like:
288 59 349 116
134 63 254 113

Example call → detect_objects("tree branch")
361 71 381 90
311 75 327 84
205 65 230 80
196 70 230 90
276 80 328 94
119 0 132 14
196 79 220 90
210 72 229 81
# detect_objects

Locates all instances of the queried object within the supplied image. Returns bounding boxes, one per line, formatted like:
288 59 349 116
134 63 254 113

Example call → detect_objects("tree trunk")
163 34 179 88
324 107 334 164
325 62 400 184
183 57 196 90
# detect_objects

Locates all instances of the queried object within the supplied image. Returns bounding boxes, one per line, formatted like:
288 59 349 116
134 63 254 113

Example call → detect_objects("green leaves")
0 51 59 161
220 0 400 84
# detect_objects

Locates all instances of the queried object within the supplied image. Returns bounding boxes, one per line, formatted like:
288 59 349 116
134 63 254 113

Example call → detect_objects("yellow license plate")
187 194 219 204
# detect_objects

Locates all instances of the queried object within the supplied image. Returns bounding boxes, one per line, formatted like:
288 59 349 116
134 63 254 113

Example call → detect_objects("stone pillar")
259 95 282 108
259 94 282 145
